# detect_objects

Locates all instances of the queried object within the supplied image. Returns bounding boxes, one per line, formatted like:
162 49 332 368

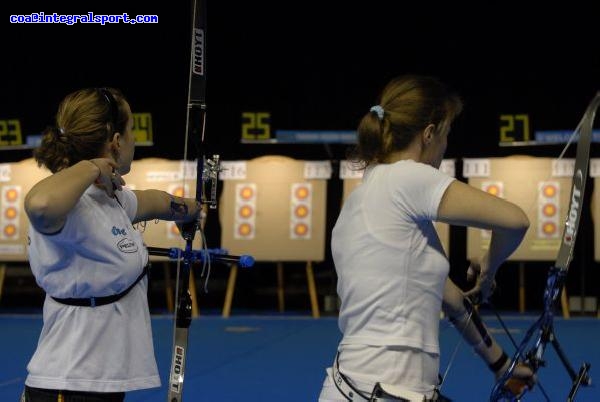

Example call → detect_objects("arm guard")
442 280 507 374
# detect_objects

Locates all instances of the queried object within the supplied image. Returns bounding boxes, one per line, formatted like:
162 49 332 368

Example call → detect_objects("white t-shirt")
334 160 454 354
25 186 160 392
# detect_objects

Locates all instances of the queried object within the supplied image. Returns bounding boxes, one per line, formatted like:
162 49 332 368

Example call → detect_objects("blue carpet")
0 314 598 401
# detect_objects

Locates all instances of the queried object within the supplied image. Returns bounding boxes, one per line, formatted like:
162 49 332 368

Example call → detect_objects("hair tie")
55 127 68 142
370 105 384 120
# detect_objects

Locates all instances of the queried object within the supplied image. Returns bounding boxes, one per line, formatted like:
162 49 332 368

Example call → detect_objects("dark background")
2 1 600 314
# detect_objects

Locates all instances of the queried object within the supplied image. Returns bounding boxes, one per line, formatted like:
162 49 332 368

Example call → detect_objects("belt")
51 264 149 307
331 352 443 402
331 352 371 401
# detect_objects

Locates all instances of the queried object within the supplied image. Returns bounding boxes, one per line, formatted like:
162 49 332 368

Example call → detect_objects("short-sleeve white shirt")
25 186 160 392
333 160 454 354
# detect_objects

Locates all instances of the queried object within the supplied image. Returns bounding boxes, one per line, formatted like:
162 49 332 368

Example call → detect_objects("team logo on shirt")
112 226 127 236
117 238 138 253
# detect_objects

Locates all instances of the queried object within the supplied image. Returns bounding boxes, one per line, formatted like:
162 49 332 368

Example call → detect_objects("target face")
234 183 257 239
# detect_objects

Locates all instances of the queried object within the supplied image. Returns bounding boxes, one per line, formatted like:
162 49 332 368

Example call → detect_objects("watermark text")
9 12 158 25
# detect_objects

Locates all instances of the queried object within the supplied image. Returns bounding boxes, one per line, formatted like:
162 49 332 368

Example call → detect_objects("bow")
145 1 220 400
147 3 255 399
165 1 217 400
164 1 210 400
489 91 600 401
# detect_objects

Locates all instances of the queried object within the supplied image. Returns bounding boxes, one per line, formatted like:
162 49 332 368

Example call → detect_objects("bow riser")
167 1 207 401
490 92 600 401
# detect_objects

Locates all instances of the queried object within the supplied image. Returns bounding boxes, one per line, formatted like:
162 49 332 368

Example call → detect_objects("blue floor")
0 314 598 401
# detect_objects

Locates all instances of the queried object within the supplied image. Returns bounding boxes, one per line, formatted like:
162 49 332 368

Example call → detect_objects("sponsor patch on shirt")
117 238 138 253
112 226 127 236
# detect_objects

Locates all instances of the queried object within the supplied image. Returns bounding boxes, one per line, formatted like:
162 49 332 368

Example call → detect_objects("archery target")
590 159 600 261
290 183 312 239
234 183 257 239
538 182 560 238
0 159 52 260
467 156 573 261
1 186 20 240
219 156 327 261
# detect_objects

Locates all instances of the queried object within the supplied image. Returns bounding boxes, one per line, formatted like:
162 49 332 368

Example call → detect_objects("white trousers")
318 344 439 401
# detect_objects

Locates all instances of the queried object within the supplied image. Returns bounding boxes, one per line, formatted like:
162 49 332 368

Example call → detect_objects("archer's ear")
423 124 436 145
107 133 122 163
109 132 121 148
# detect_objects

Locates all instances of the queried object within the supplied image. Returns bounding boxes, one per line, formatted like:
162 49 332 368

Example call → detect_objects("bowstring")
438 308 474 390
485 128 579 402
488 108 585 348
199 224 212 292
171 33 195 339
442 105 585 399
490 92 600 401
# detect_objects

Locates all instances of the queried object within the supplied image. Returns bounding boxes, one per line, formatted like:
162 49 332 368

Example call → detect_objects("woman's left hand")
174 199 203 241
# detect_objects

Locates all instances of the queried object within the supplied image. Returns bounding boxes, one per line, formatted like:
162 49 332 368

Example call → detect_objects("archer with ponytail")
318 75 535 401
22 88 201 402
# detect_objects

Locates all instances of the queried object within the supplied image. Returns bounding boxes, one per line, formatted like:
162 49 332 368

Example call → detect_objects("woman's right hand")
89 158 125 197
464 256 497 304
